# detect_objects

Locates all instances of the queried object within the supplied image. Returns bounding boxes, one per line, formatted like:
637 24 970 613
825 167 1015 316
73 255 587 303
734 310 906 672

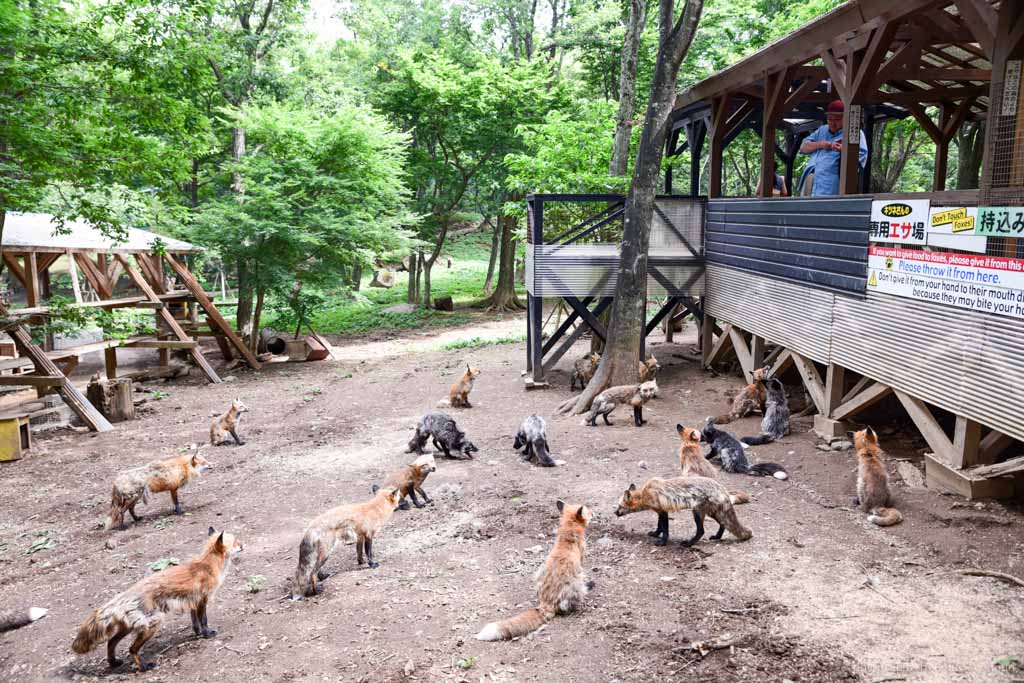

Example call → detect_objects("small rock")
596 536 614 548
223 375 237 383
816 443 831 452
830 440 853 451
659 576 674 582
403 660 415 676
787 450 795 456
554 459 567 466
525 545 544 554
896 461 926 489
104 539 116 550
638 461 648 470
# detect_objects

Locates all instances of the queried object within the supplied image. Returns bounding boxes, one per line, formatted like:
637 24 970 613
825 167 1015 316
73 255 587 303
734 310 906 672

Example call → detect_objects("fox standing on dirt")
570 352 600 391
72 528 243 671
380 453 436 510
741 378 791 446
852 428 903 527
676 424 749 505
210 398 249 446
638 355 660 382
614 476 752 547
513 414 557 467
713 367 769 424
292 486 402 599
0 607 47 634
583 380 659 427
408 412 479 459
476 501 593 641
105 452 212 530
701 418 788 480
445 364 481 408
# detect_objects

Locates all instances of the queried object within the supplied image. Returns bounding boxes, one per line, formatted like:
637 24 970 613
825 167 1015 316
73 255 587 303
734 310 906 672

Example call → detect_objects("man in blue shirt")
799 100 868 196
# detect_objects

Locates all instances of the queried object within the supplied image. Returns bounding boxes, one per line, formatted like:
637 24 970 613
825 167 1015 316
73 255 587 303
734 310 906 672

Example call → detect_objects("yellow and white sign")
927 206 987 254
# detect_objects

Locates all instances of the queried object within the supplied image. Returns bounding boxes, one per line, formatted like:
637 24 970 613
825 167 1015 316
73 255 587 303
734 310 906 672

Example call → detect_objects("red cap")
827 100 844 114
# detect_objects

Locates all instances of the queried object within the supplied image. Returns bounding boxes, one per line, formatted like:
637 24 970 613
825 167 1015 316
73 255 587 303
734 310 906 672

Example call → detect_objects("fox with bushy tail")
741 378 791 446
853 428 903 527
701 418 788 480
476 501 593 641
0 607 47 634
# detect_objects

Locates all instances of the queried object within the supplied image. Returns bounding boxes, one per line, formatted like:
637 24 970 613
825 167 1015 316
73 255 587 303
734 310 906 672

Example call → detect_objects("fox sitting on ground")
292 486 402 599
852 428 903 527
0 607 47 634
741 378 791 446
72 528 243 671
701 417 788 480
570 352 600 391
583 380 659 427
105 452 212 530
441 364 481 408
407 412 479 459
210 398 249 446
616 476 752 547
676 424 749 505
513 414 557 467
638 355 660 382
713 366 769 424
380 453 436 510
476 501 593 641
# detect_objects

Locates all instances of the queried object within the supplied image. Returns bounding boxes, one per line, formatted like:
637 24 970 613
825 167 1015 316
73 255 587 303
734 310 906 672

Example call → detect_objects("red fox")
444 364 481 408
72 528 243 671
570 352 600 391
638 355 660 382
852 428 903 527
292 486 402 599
583 380 659 427
210 398 249 446
105 452 212 530
615 476 752 547
476 501 593 641
0 607 47 633
714 366 769 424
381 453 436 510
676 424 750 505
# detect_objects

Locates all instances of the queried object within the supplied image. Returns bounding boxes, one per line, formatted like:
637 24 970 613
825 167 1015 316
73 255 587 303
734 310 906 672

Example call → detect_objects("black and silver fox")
408 412 479 459
0 607 47 634
513 415 556 467
701 417 788 480
741 378 791 447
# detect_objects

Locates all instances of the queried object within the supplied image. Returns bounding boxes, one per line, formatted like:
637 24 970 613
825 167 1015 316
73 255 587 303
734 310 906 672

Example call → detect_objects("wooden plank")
104 348 117 380
164 254 262 370
970 456 1024 479
115 254 221 384
0 302 112 432
926 454 1015 500
791 352 825 414
11 297 163 316
851 20 899 101
840 374 873 404
24 253 39 307
0 375 66 388
895 390 956 465
824 363 846 416
705 323 734 367
953 416 983 469
74 253 112 299
67 249 83 304
125 340 198 350
832 381 893 421
728 326 754 384
979 430 1017 464
955 0 997 58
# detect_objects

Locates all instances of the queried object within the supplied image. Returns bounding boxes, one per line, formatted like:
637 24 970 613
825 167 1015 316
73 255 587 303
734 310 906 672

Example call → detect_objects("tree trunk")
422 260 434 309
481 213 525 311
235 262 254 340
249 285 265 355
421 218 451 309
560 0 704 415
956 120 984 190
407 249 420 304
351 263 362 291
609 0 648 177
190 158 200 208
232 126 246 194
483 218 500 294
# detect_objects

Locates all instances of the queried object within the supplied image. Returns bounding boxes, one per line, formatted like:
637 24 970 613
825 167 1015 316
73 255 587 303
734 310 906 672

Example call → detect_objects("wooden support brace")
104 348 117 380
115 254 221 384
769 348 794 377
840 374 874 404
791 352 826 415
979 429 1017 464
705 322 734 367
24 254 39 307
832 381 893 421
164 254 262 370
750 336 766 371
700 312 716 360
562 296 607 342
3 253 27 287
728 326 755 384
74 253 112 299
953 416 983 469
894 390 956 466
0 374 67 387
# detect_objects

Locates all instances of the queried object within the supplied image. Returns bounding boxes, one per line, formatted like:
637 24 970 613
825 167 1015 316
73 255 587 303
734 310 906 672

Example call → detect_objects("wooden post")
67 249 83 304
934 104 951 191
24 253 39 308
104 348 117 379
709 96 728 198
750 335 765 371
86 376 135 423
824 363 846 416
760 70 788 197
685 120 706 196
952 416 983 469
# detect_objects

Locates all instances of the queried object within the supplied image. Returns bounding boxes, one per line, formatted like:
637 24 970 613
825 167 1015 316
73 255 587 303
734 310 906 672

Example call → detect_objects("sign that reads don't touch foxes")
869 199 930 245
868 246 1024 321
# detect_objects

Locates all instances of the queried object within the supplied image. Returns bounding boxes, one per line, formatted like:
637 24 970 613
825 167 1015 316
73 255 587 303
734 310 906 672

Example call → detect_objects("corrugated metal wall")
708 266 1024 444
707 197 871 296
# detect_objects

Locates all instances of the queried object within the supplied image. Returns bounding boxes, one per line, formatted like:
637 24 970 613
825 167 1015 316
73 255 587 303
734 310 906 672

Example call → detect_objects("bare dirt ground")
2 315 1024 683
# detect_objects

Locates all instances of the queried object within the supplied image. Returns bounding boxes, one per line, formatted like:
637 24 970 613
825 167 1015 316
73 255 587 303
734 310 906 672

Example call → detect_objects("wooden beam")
872 85 988 105
926 453 1015 500
115 254 221 384
890 67 991 82
36 253 61 273
760 70 789 197
970 456 1024 479
851 20 899 101
955 0 997 58
700 313 716 362
905 102 944 143
2 253 27 287
67 249 83 304
728 326 754 384
821 48 848 101
750 335 765 371
832 381 893 421
824 363 846 416
163 254 261 371
74 253 112 299
0 375 67 387
705 323 734 367
953 416 983 469
24 253 39 307
979 429 1017 464
840 374 873 404
791 352 825 414
125 340 198 350
895 390 956 465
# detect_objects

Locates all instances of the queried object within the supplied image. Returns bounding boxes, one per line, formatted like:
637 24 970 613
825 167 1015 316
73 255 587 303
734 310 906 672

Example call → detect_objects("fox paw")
653 538 668 547
200 628 218 638
108 659 124 669
368 561 380 569
585 580 596 591
139 662 156 672
647 530 662 538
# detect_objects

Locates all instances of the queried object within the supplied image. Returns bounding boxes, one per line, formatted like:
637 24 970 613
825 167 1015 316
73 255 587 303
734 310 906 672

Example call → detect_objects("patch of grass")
25 531 57 555
148 557 180 572
438 333 526 351
246 575 266 594
152 518 174 530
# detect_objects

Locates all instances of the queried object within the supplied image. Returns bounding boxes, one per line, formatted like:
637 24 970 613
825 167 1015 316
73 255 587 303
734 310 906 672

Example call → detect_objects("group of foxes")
5 353 904 671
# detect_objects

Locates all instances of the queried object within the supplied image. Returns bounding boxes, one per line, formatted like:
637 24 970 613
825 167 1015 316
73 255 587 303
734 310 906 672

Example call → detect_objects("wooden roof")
3 213 200 254
675 0 998 119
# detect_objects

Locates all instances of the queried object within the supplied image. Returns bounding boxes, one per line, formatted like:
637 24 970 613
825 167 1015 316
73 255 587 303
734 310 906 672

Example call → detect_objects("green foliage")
25 531 57 555
438 333 525 351
148 557 181 572
32 295 155 344
246 575 267 593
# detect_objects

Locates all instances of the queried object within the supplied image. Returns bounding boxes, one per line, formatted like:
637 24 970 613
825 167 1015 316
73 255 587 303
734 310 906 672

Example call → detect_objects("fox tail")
748 462 788 480
728 490 751 505
0 607 47 635
867 507 903 527
475 606 553 641
740 433 774 446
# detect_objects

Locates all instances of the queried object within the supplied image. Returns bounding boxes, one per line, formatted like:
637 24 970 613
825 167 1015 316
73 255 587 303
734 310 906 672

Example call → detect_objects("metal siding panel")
705 265 833 363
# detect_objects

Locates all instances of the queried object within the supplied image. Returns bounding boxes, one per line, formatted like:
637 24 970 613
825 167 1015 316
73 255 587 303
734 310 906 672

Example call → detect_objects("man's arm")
858 130 869 168
800 129 828 154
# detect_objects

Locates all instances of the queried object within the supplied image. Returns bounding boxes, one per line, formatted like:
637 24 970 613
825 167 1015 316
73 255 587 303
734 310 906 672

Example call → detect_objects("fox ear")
371 484 380 494
628 483 636 492
676 423 684 434
556 500 565 512
215 532 225 549
576 507 586 523
208 526 216 537
867 426 878 443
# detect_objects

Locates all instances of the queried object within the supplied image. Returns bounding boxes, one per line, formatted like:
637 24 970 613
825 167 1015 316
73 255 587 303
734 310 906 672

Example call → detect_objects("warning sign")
870 199 930 244
927 206 987 254
868 246 1024 320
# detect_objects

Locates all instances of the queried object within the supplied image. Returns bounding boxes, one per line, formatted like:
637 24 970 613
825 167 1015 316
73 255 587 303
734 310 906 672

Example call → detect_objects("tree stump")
369 269 395 288
86 377 136 423
434 296 454 311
